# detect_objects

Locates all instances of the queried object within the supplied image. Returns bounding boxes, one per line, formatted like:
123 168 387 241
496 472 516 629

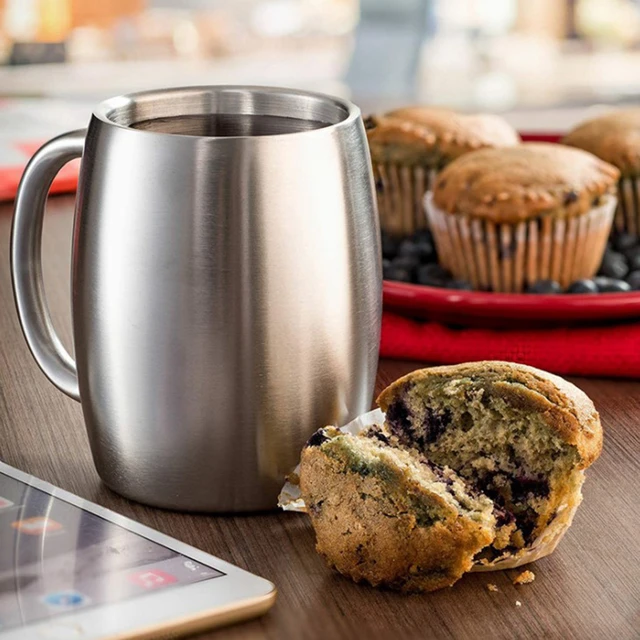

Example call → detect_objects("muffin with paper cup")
563 109 640 236
365 107 519 237
424 143 619 293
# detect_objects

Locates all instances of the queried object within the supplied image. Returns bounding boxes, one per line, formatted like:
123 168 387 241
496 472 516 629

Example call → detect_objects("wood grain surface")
0 196 638 639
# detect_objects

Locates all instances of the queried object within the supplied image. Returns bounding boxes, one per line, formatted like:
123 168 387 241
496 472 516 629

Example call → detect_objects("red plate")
383 281 640 328
382 132 640 328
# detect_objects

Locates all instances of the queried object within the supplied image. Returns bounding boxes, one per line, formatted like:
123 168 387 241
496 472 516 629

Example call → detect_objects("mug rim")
93 85 360 140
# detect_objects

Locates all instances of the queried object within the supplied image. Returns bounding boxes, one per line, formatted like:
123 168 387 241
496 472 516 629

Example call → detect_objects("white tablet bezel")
0 461 276 640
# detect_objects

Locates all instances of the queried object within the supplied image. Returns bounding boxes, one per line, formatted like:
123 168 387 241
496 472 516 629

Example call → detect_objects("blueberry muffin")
425 143 620 292
378 361 602 570
563 109 640 236
366 107 519 236
299 426 496 592
298 362 602 591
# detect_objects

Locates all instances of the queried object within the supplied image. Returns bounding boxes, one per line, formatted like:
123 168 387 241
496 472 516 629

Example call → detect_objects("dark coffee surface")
130 113 330 137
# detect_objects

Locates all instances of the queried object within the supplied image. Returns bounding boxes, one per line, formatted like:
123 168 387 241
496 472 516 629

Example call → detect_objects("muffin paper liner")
373 162 437 236
424 193 617 292
278 408 578 572
615 176 640 236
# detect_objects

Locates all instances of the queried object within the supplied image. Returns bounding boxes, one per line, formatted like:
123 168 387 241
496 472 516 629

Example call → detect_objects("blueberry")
594 276 632 293
383 265 413 282
397 239 421 259
415 241 436 263
598 250 629 279
392 255 420 270
398 239 436 263
412 228 433 244
447 280 473 290
386 255 420 282
416 263 451 287
422 407 452 445
567 279 598 294
511 475 550 503
627 248 640 272
306 429 329 447
386 399 412 445
627 270 640 290
398 239 435 263
526 279 563 294
613 232 638 254
381 232 400 260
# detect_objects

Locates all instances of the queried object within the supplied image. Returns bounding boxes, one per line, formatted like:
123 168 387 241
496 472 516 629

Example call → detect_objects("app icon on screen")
128 569 177 589
43 591 89 609
0 497 14 510
11 517 63 535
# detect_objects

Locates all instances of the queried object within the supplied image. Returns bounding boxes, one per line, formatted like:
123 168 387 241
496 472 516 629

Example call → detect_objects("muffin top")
563 109 640 177
366 107 520 168
377 360 603 469
431 143 620 223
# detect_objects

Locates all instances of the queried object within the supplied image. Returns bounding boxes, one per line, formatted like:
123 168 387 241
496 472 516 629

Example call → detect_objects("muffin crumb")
487 583 499 592
513 570 536 585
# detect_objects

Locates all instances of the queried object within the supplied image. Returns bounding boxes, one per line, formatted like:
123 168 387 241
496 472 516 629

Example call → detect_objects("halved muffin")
298 362 602 592
300 426 496 592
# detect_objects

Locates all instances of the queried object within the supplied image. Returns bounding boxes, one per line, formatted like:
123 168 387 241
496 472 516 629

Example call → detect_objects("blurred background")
2 0 640 131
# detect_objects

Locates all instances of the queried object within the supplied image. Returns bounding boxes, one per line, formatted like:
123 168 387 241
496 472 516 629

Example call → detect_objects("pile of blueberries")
382 228 640 293
382 228 473 290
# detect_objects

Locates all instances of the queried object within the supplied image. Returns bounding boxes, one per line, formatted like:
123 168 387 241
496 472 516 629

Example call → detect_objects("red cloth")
0 142 79 202
381 311 640 378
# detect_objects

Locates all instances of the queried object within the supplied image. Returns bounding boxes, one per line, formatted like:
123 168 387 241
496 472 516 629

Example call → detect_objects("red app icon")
11 517 63 535
128 569 177 589
0 496 14 510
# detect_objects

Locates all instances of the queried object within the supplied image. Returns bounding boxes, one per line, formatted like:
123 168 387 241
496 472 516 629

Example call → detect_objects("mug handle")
10 129 86 402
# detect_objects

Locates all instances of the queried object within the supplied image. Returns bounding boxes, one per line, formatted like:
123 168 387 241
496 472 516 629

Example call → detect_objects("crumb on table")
513 570 536 585
515 600 522 607
487 583 499 592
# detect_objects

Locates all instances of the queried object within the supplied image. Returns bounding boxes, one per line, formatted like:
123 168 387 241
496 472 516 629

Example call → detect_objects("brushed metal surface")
11 86 381 512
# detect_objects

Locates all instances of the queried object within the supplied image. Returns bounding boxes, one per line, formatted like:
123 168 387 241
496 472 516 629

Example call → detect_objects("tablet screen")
0 471 223 632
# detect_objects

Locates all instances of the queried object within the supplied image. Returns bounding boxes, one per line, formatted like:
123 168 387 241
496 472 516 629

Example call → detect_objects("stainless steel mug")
11 86 381 512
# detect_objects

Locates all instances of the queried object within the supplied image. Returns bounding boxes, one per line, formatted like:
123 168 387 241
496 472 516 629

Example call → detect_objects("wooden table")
0 196 638 639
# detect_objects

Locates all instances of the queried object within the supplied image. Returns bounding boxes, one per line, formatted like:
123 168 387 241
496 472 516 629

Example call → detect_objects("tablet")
0 461 276 639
